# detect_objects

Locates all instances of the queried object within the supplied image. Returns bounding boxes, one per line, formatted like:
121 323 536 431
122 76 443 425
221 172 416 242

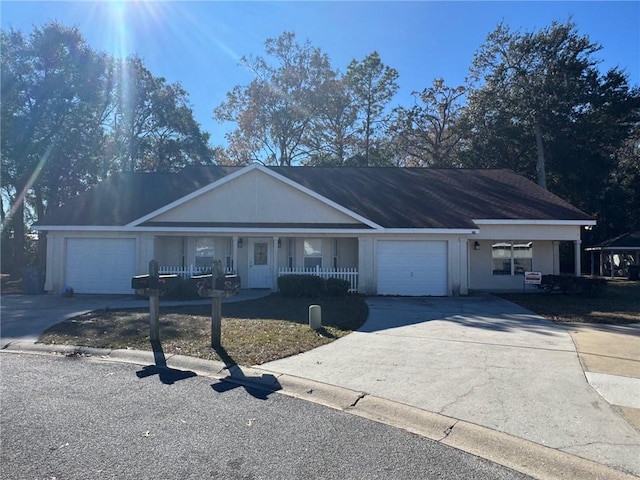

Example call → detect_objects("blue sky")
2 1 639 147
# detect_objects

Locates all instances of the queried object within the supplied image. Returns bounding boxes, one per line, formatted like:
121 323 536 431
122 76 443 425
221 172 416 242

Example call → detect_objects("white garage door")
377 240 448 296
65 238 136 294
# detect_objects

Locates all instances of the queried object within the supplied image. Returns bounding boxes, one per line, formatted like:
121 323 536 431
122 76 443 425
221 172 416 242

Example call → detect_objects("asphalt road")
1 352 531 480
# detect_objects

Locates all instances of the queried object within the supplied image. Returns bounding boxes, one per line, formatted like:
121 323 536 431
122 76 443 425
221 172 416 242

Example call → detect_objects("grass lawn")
498 279 640 324
38 294 369 366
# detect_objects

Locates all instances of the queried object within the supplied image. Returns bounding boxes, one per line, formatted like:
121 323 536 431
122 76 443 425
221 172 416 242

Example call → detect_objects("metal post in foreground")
149 260 160 342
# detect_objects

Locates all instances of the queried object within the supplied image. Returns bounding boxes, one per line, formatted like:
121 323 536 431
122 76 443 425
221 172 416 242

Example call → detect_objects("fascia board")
130 227 377 235
380 228 478 235
126 227 476 235
585 246 640 251
32 225 125 232
473 219 596 226
34 225 477 235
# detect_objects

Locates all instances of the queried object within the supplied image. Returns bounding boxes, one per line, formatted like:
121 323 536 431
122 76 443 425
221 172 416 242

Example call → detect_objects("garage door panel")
66 238 136 294
377 241 447 296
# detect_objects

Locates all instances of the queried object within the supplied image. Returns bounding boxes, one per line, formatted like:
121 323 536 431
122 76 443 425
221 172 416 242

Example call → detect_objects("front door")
248 238 271 288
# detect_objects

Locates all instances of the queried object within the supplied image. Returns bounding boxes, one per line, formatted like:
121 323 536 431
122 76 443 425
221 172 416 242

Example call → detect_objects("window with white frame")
492 241 533 275
303 239 322 269
195 238 215 269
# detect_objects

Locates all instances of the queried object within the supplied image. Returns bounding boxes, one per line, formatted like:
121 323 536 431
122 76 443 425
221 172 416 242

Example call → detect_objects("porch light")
237 238 243 248
277 238 282 248
474 241 480 251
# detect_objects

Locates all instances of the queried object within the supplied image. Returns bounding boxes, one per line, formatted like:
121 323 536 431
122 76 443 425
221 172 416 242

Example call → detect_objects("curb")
2 344 638 480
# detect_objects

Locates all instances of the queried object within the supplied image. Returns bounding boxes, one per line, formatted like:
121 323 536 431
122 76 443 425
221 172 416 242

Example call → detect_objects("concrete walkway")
261 296 640 476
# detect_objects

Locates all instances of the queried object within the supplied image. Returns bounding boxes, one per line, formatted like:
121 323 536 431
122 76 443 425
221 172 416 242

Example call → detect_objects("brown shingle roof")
36 166 593 229
271 167 593 228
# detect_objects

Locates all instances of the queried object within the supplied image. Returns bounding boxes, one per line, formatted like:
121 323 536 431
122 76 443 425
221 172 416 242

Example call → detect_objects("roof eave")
473 219 596 226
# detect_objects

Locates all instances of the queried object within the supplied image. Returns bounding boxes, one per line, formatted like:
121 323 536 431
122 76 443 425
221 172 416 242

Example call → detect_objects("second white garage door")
65 238 136 294
377 240 448 296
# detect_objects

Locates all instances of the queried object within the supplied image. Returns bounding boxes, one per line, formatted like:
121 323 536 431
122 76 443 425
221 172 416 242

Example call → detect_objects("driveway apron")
261 295 640 476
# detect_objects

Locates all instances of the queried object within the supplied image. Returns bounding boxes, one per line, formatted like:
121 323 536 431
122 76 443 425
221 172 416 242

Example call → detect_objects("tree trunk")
12 202 25 272
534 122 547 189
0 193 5 226
34 185 48 270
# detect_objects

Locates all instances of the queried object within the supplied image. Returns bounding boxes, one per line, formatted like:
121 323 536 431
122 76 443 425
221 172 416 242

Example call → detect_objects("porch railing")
160 265 234 279
277 266 359 293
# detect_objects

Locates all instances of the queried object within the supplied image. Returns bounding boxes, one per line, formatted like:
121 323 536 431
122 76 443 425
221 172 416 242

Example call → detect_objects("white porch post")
232 236 238 274
610 252 615 279
552 241 561 275
574 239 582 277
459 238 469 296
272 236 279 291
357 236 373 295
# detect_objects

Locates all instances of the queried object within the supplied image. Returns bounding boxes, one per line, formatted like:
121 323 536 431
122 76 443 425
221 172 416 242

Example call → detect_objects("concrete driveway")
261 295 640 476
1 294 131 345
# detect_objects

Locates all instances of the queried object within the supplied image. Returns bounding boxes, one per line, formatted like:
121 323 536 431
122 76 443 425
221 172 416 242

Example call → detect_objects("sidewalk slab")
585 372 640 409
560 322 640 378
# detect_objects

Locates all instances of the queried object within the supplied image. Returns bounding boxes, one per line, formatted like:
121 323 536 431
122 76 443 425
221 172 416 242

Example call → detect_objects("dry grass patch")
39 294 368 366
498 279 640 324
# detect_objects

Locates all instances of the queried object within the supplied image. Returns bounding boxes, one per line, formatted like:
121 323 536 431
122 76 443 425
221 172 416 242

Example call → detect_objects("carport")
586 231 640 279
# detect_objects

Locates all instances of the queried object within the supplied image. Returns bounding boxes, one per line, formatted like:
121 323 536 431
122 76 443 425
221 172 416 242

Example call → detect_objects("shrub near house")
278 275 350 298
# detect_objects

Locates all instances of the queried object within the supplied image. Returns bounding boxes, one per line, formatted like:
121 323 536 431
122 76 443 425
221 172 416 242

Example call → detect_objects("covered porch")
153 235 359 292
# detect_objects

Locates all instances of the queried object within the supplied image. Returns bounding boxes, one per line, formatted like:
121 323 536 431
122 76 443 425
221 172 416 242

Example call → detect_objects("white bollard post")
309 305 322 330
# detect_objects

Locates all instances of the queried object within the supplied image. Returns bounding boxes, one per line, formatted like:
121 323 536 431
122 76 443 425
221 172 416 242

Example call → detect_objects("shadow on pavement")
135 340 197 385
211 346 282 400
358 296 564 336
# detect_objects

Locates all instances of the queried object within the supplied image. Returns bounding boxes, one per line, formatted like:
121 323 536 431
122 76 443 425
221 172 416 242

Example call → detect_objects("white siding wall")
42 223 579 295
151 169 361 225
337 238 358 268
137 234 155 275
469 224 578 291
469 240 558 291
155 236 184 267
358 236 375 294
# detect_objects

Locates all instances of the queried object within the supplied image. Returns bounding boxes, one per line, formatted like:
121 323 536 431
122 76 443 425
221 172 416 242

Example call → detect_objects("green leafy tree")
460 20 640 241
1 23 110 271
107 56 212 173
463 21 603 187
389 78 466 167
214 32 334 166
303 77 360 165
1 23 214 272
345 52 399 166
612 125 640 233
